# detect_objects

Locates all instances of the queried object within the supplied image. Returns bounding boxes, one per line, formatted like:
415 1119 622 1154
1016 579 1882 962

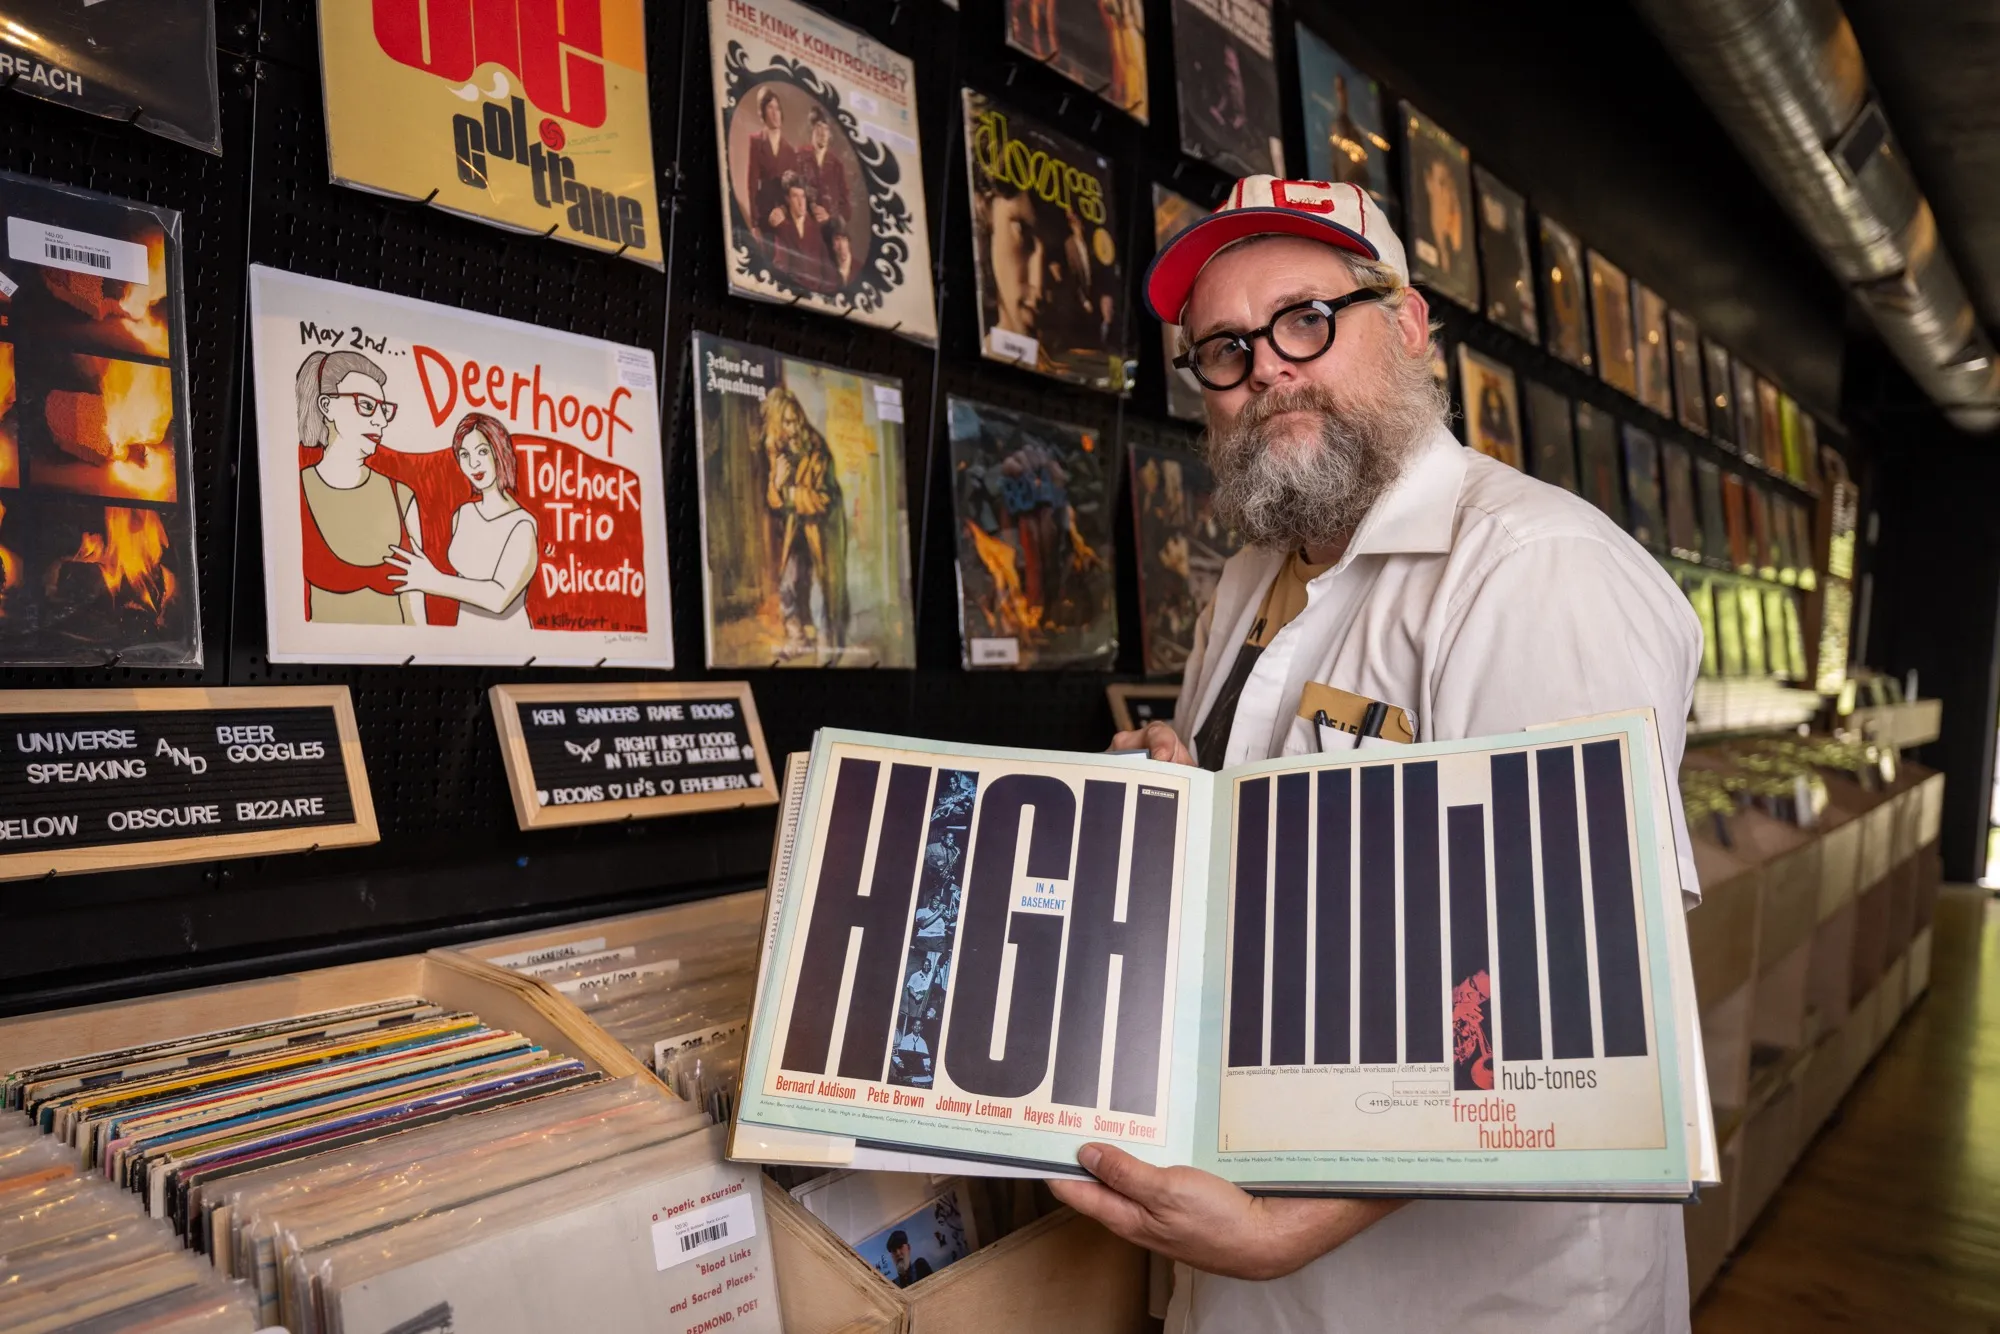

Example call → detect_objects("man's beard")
1206 340 1446 551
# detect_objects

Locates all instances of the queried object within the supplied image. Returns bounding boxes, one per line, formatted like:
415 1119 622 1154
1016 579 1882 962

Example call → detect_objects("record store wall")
0 0 1885 1011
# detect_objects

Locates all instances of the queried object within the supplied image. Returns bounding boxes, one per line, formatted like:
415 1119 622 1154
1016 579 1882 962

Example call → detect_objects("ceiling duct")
1631 0 2000 427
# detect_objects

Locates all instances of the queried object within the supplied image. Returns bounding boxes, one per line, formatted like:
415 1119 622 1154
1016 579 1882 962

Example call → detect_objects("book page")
736 731 1212 1173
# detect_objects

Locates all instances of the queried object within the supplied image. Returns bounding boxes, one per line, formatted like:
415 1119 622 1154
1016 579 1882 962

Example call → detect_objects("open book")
730 714 1717 1200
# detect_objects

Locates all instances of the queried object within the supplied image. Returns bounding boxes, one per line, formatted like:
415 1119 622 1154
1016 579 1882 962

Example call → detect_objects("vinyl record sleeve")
318 0 661 267
248 265 672 667
1130 439 1237 676
1713 575 1745 676
1458 345 1522 470
1402 104 1477 311
1685 578 1719 678
1777 391 1803 482
1538 216 1591 371
1152 186 1210 422
1006 0 1149 122
1620 424 1665 554
1694 458 1729 571
0 172 202 666
1731 360 1761 467
1755 377 1783 473
947 396 1118 670
1669 310 1706 436
1721 471 1750 573
1632 283 1672 418
1170 0 1282 178
963 90 1133 391
1296 26 1392 218
710 0 938 341
1736 583 1766 677
1660 439 1699 562
1573 400 1625 528
1473 167 1536 342
690 331 914 668
1587 251 1637 398
0 0 219 152
1746 482 1774 580
1522 380 1578 493
1701 337 1734 448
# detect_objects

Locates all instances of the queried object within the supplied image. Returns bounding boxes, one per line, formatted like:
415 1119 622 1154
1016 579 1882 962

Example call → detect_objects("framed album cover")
1401 103 1478 311
1695 457 1729 570
1731 359 1761 467
1296 25 1393 218
1669 311 1706 436
1620 423 1666 555
1007 0 1149 122
1588 250 1637 397
1171 0 1283 177
1633 282 1672 418
1473 167 1536 341
1457 346 1523 469
1574 400 1625 527
1538 215 1592 372
1522 380 1578 493
1660 439 1699 562
1701 337 1735 448
1154 185 1210 422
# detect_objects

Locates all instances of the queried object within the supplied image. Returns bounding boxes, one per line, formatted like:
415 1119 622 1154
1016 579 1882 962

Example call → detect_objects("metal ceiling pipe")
1631 0 2000 422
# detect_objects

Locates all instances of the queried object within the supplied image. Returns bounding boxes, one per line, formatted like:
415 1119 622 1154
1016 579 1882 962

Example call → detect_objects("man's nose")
1245 336 1297 392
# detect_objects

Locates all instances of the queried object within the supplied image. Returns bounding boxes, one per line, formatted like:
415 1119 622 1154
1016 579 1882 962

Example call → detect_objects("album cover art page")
1457 346 1522 470
249 266 672 666
0 0 219 151
1152 185 1209 422
1522 380 1578 493
1005 0 1148 123
1622 424 1666 555
738 731 1209 1171
1401 103 1476 312
947 396 1118 670
1633 283 1673 418
711 0 937 341
691 331 914 668
1130 440 1237 676
1588 250 1637 397
1702 338 1735 447
0 173 201 666
1170 0 1282 178
319 0 661 266
963 90 1133 391
1296 26 1391 218
1473 167 1535 342
1538 216 1592 372
1196 720 1686 1189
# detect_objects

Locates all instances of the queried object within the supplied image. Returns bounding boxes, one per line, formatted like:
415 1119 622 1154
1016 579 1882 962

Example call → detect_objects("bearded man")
1050 177 1702 1333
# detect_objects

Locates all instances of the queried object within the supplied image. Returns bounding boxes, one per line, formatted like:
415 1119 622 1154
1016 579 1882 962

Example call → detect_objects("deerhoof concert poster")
0 173 201 667
318 0 663 267
247 266 672 667
947 396 1118 671
709 0 937 343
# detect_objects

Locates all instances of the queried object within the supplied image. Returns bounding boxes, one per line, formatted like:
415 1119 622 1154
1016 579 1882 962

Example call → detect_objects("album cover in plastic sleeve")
1006 0 1148 122
1458 345 1522 470
946 396 1117 670
1401 103 1476 312
1669 311 1705 436
1171 0 1282 178
1702 337 1734 448
1736 582 1766 676
1731 359 1761 467
1777 391 1804 482
1660 439 1699 563
1685 577 1719 678
1621 424 1664 555
0 172 201 666
318 0 661 266
1754 378 1783 476
1746 482 1774 580
1131 438 1238 676
1296 25 1392 219
1574 399 1625 528
691 331 914 668
1633 282 1671 419
1588 250 1637 398
963 90 1133 392
0 0 219 152
1522 380 1577 493
1153 185 1209 422
1473 167 1535 342
1721 470 1750 573
1713 573 1745 676
1538 215 1591 372
711 0 937 341
248 265 672 667
1695 457 1728 570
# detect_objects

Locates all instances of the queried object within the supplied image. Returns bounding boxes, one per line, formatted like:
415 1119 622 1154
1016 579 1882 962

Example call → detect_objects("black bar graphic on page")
1536 747 1596 1058
1402 761 1443 1063
1583 740 1649 1056
1229 777 1270 1067
1448 804 1495 1091
1490 752 1543 1061
1314 768 1353 1064
1358 765 1398 1063
1269 773 1311 1065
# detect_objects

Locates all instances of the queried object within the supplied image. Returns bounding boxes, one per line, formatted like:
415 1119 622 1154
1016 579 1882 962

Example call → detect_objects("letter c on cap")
1271 180 1340 213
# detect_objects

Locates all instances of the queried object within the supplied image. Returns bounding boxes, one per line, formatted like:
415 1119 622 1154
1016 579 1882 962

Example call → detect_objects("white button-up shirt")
1168 424 1701 1334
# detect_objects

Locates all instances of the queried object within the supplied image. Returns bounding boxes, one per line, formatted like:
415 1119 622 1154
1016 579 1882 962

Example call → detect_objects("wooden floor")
1695 888 2000 1332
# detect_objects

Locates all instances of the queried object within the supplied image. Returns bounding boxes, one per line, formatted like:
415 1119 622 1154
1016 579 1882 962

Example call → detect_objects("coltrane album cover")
1005 0 1148 123
691 331 914 668
1171 0 1282 178
1296 25 1391 217
0 0 219 152
1130 439 1237 677
319 0 661 266
711 0 937 341
963 90 1133 392
948 396 1117 670
248 266 672 667
1152 185 1208 422
1401 103 1476 312
0 173 200 666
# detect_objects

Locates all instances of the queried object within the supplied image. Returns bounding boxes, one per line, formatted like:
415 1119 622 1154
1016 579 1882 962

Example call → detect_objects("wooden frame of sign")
1106 683 1182 733
489 682 778 831
0 686 377 882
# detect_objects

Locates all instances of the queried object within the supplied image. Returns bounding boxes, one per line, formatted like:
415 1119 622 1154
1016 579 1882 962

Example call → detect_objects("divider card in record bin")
0 687 376 880
490 682 778 829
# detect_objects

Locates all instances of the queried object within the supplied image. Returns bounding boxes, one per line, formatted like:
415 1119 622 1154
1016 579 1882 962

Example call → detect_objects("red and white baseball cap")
1144 176 1408 326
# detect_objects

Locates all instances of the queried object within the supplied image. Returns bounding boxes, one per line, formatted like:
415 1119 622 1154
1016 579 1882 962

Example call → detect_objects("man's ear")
1397 288 1433 358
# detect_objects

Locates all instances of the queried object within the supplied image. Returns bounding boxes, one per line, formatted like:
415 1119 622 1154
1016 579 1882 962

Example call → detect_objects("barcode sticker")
8 218 148 284
652 1193 757 1270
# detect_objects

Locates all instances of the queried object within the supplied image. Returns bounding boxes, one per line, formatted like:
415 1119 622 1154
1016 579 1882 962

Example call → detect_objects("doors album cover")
318 0 662 266
947 396 1118 671
1538 215 1592 372
248 266 672 667
0 173 201 666
1170 0 1282 178
690 331 915 669
0 0 219 152
1473 167 1536 342
1401 103 1477 312
1005 0 1148 123
1589 249 1638 398
1152 185 1209 422
710 0 938 342
1458 346 1522 470
1296 26 1392 219
962 90 1134 393
1130 438 1237 676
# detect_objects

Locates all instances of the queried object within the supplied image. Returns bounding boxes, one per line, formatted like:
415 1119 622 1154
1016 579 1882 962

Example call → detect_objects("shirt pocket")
1280 714 1320 758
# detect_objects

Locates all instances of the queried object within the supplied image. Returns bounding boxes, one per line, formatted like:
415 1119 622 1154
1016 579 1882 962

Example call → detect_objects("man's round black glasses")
1173 289 1391 391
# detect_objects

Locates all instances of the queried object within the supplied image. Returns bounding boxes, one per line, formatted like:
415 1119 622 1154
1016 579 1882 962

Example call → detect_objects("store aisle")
1694 888 2000 1331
